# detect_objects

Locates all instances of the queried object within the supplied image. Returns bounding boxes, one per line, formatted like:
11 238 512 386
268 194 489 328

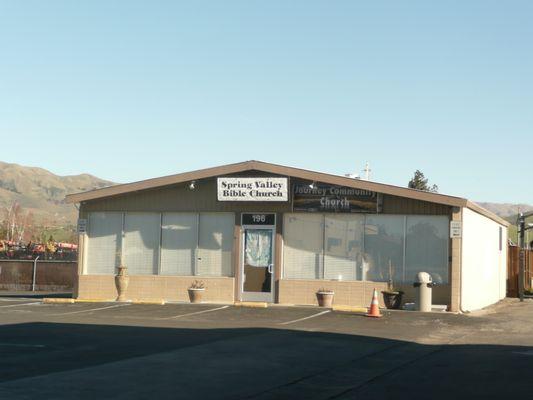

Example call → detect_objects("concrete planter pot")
188 288 205 303
115 266 129 302
316 291 334 308
381 291 404 309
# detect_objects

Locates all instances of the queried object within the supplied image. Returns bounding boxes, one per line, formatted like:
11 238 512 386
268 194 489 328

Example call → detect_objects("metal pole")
32 255 40 292
518 213 525 302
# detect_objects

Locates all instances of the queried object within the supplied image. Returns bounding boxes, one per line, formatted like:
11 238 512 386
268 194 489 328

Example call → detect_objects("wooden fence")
0 260 77 291
507 245 533 297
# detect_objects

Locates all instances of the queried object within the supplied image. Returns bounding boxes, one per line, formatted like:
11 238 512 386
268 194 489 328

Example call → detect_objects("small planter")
187 288 205 303
188 281 206 303
316 291 334 308
381 290 404 310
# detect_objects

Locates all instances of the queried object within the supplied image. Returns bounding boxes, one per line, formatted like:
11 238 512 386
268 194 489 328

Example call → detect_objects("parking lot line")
48 303 131 316
157 305 230 320
0 297 39 302
279 310 331 325
0 302 41 308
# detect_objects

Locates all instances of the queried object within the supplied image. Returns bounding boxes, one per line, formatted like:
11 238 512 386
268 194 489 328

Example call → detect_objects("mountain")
0 161 115 226
476 202 533 219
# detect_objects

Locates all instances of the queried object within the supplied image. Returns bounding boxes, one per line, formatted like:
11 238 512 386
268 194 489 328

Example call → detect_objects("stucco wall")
461 208 507 311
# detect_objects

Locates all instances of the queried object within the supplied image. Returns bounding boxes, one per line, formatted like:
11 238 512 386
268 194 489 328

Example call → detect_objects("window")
196 213 234 277
283 213 449 284
85 212 234 277
124 213 160 275
160 213 198 276
86 212 122 274
405 216 449 284
364 215 405 283
324 215 364 281
283 214 324 279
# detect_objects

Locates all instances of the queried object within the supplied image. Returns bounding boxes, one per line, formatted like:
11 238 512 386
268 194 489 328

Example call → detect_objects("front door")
241 226 275 302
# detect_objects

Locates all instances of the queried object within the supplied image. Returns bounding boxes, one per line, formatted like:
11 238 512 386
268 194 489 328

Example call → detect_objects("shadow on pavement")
0 322 531 399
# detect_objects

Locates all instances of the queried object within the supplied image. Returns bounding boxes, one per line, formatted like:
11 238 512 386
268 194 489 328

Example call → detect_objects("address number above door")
217 177 288 202
242 213 276 226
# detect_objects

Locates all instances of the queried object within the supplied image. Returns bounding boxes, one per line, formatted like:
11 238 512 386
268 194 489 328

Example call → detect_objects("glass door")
241 227 274 302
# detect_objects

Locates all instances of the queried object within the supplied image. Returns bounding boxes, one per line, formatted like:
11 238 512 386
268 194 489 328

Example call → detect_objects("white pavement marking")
157 305 229 320
279 310 331 325
48 303 131 316
0 297 38 302
0 302 40 308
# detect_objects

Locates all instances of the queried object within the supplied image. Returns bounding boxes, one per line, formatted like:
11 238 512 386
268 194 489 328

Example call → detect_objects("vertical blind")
86 212 233 277
160 213 198 276
324 215 364 281
197 213 234 277
283 214 324 279
283 213 449 284
86 212 123 274
124 213 160 275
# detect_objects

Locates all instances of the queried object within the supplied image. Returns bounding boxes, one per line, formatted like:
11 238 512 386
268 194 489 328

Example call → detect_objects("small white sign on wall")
450 221 462 238
77 219 87 234
217 177 288 202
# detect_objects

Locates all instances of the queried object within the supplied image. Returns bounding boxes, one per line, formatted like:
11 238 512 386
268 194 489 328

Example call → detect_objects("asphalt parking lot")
0 295 532 399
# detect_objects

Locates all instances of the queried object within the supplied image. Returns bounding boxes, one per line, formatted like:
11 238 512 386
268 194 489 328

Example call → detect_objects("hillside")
0 161 115 226
476 202 533 219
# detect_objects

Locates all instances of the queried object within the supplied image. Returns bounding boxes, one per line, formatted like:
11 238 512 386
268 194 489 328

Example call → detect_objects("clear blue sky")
1 1 531 203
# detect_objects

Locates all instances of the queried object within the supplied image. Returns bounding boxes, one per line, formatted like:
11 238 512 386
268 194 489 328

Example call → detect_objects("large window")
364 215 405 283
283 213 449 284
197 213 234 277
283 214 323 279
160 213 198 276
405 216 449 284
324 215 364 281
86 212 122 274
85 212 234 277
124 213 161 275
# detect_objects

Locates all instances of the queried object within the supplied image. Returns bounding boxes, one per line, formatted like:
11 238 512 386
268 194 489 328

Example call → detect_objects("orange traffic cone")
365 288 382 318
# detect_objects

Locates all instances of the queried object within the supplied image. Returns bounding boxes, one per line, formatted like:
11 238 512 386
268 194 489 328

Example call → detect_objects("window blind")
405 215 448 284
323 215 363 281
124 213 160 275
86 212 122 275
160 213 198 276
196 213 234 277
283 214 323 279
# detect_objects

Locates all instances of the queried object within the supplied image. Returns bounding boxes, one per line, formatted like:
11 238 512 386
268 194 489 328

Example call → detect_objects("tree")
408 170 438 193
1 201 35 242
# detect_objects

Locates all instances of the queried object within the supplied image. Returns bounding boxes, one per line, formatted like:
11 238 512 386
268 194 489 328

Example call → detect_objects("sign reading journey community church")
293 184 381 213
217 177 288 202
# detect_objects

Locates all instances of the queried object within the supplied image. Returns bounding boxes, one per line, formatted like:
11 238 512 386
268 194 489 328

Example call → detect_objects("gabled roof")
65 160 509 226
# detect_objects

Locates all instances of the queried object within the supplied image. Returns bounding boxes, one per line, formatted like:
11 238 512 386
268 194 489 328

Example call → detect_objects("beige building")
67 161 509 312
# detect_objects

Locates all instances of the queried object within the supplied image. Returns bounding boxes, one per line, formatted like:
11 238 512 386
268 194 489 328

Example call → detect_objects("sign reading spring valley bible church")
217 177 288 202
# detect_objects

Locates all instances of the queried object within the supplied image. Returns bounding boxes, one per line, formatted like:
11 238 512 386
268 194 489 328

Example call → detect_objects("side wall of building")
461 207 507 311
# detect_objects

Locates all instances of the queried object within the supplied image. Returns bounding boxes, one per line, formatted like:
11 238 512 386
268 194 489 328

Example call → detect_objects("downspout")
459 207 467 313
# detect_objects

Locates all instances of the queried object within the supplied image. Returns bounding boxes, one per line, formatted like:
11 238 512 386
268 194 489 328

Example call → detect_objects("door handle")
267 264 273 274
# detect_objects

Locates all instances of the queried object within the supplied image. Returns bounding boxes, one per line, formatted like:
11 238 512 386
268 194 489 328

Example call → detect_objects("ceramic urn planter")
115 265 129 302
316 290 334 307
188 288 205 303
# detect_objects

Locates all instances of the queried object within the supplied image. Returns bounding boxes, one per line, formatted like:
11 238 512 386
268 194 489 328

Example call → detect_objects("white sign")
450 221 462 238
217 177 288 202
77 219 87 234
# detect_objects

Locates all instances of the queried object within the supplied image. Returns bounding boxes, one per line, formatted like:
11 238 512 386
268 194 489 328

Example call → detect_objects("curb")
130 299 166 305
332 305 368 313
75 299 115 303
234 301 268 308
43 298 75 304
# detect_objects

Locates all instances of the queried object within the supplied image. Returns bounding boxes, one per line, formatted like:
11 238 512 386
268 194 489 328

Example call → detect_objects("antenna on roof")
362 162 371 181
